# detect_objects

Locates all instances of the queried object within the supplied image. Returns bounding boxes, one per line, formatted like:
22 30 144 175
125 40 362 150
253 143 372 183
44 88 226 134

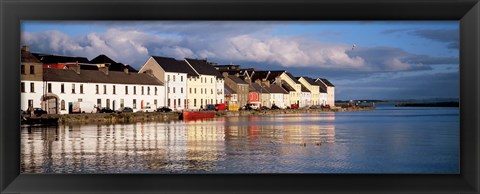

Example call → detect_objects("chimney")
69 61 81 74
21 45 29 52
235 73 239 77
262 80 270 87
124 67 129 74
222 72 228 77
98 64 109 75
255 79 262 85
275 77 282 85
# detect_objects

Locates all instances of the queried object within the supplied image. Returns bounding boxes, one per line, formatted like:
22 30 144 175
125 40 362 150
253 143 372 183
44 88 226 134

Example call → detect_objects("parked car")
270 104 281 110
309 105 322 109
261 106 270 110
290 104 299 109
156 106 172 112
214 103 226 111
33 108 47 116
98 107 115 113
206 104 215 111
116 107 133 113
322 104 331 109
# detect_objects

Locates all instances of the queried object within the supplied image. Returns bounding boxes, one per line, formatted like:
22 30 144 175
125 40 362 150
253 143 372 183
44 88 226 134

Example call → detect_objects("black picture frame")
1 0 479 193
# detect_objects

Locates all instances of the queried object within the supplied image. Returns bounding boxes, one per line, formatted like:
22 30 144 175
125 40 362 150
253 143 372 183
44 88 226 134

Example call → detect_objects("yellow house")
185 58 224 110
250 71 301 107
316 78 335 107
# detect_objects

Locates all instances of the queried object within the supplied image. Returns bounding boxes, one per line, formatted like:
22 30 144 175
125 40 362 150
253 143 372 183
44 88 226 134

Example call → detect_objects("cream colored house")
139 56 196 111
298 77 320 106
250 71 301 107
316 78 335 107
185 58 224 110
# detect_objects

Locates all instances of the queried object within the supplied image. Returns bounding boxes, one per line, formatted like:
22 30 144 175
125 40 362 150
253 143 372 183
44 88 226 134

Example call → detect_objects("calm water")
21 105 459 174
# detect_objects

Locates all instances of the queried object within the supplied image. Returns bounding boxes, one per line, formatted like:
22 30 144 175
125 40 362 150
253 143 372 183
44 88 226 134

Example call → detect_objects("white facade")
300 91 311 108
165 72 188 111
20 81 44 111
270 93 286 109
215 78 225 104
24 80 165 114
319 92 328 106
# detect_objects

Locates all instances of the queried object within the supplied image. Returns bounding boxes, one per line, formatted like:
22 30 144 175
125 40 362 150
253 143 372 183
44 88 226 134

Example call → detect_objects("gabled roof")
21 49 42 63
302 77 321 86
251 83 269 93
224 85 234 94
90 54 116 64
285 72 301 84
32 53 90 64
43 68 163 85
250 71 270 82
320 87 327 93
268 84 289 94
227 75 248 85
301 85 311 93
185 58 224 78
281 82 296 92
319 78 335 87
152 56 197 76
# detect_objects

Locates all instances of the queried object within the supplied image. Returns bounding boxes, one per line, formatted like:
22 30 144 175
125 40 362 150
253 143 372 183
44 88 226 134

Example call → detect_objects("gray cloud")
412 29 459 50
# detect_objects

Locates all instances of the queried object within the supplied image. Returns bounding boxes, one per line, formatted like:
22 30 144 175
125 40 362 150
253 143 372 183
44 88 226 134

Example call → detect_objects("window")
173 87 175 94
28 99 33 107
147 87 150 95
72 84 75 94
120 99 124 108
61 84 65 93
96 85 99 94
103 85 107 94
106 99 110 109
133 99 136 109
178 99 180 107
211 89 213 94
47 83 51 93
173 75 175 82
80 84 84 94
194 88 197 93
190 88 192 94
21 82 25 93
61 100 65 110
155 87 157 95
201 88 203 94
30 66 34 74
78 98 82 102
21 65 25 74
211 78 213 83
181 87 183 94
97 99 101 108
154 100 157 106
134 86 136 95
125 86 128 94
201 99 203 106
142 86 144 95
181 76 183 82
113 85 116 94
168 99 171 107
167 75 170 81
168 87 170 93
194 99 197 107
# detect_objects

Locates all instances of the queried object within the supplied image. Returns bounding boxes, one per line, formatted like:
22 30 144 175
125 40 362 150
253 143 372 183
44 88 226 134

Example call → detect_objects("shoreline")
23 106 376 126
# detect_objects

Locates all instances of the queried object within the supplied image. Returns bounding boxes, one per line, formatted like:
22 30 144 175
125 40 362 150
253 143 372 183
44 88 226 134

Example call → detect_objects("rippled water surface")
21 106 459 173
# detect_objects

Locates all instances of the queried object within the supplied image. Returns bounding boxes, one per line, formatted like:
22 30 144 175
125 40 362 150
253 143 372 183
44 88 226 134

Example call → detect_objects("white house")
316 78 335 107
266 84 289 109
300 85 311 108
41 65 164 114
20 46 45 112
139 56 196 111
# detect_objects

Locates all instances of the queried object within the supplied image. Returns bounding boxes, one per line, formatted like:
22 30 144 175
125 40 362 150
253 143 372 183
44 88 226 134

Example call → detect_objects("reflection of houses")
20 46 44 112
139 56 194 110
316 78 335 107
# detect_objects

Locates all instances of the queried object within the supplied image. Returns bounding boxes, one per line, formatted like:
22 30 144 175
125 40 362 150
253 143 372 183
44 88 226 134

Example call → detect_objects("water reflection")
21 107 459 173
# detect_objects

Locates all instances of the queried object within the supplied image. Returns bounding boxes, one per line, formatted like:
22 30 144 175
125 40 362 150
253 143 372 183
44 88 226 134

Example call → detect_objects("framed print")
1 0 479 193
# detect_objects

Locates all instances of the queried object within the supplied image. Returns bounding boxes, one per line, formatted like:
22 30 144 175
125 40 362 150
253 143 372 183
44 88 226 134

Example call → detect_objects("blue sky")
21 21 459 100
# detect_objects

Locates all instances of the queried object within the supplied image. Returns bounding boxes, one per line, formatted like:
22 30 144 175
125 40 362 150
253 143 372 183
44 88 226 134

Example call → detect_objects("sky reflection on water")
21 107 459 174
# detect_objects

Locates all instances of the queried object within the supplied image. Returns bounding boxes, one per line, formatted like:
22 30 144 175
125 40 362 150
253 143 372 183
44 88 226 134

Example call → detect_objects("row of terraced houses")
20 45 335 114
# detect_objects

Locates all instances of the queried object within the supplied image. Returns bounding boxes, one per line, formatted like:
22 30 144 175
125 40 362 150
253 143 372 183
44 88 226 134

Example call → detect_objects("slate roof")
319 78 335 87
43 68 163 85
301 85 311 92
224 85 233 95
90 54 116 64
281 82 296 92
32 53 90 64
268 84 289 94
21 49 42 63
152 56 197 76
185 58 224 78
320 87 327 93
227 75 248 85
302 77 321 86
251 83 269 93
250 71 270 82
